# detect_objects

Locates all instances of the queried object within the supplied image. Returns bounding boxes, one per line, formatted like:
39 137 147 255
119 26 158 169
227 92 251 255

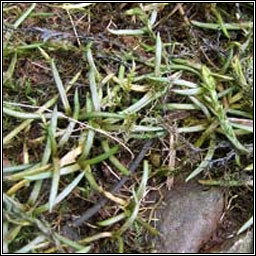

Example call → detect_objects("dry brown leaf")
60 146 82 167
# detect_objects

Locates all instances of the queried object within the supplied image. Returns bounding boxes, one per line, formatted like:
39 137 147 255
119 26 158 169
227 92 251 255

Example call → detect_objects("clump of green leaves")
232 55 253 111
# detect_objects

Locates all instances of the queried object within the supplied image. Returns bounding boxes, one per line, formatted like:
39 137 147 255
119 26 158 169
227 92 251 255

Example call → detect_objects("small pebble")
155 182 224 253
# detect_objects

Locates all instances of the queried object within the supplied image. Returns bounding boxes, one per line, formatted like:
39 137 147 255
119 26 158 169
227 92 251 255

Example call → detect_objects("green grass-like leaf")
51 59 72 115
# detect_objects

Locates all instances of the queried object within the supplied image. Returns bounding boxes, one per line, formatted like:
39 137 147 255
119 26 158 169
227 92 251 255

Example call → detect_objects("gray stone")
155 182 224 253
216 230 253 254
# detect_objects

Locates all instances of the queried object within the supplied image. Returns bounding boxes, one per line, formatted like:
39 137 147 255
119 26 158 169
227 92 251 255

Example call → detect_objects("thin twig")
3 101 134 158
67 9 81 47
64 139 155 232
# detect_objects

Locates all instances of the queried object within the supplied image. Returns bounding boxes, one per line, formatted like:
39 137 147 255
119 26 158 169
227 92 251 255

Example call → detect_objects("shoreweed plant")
3 3 253 253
